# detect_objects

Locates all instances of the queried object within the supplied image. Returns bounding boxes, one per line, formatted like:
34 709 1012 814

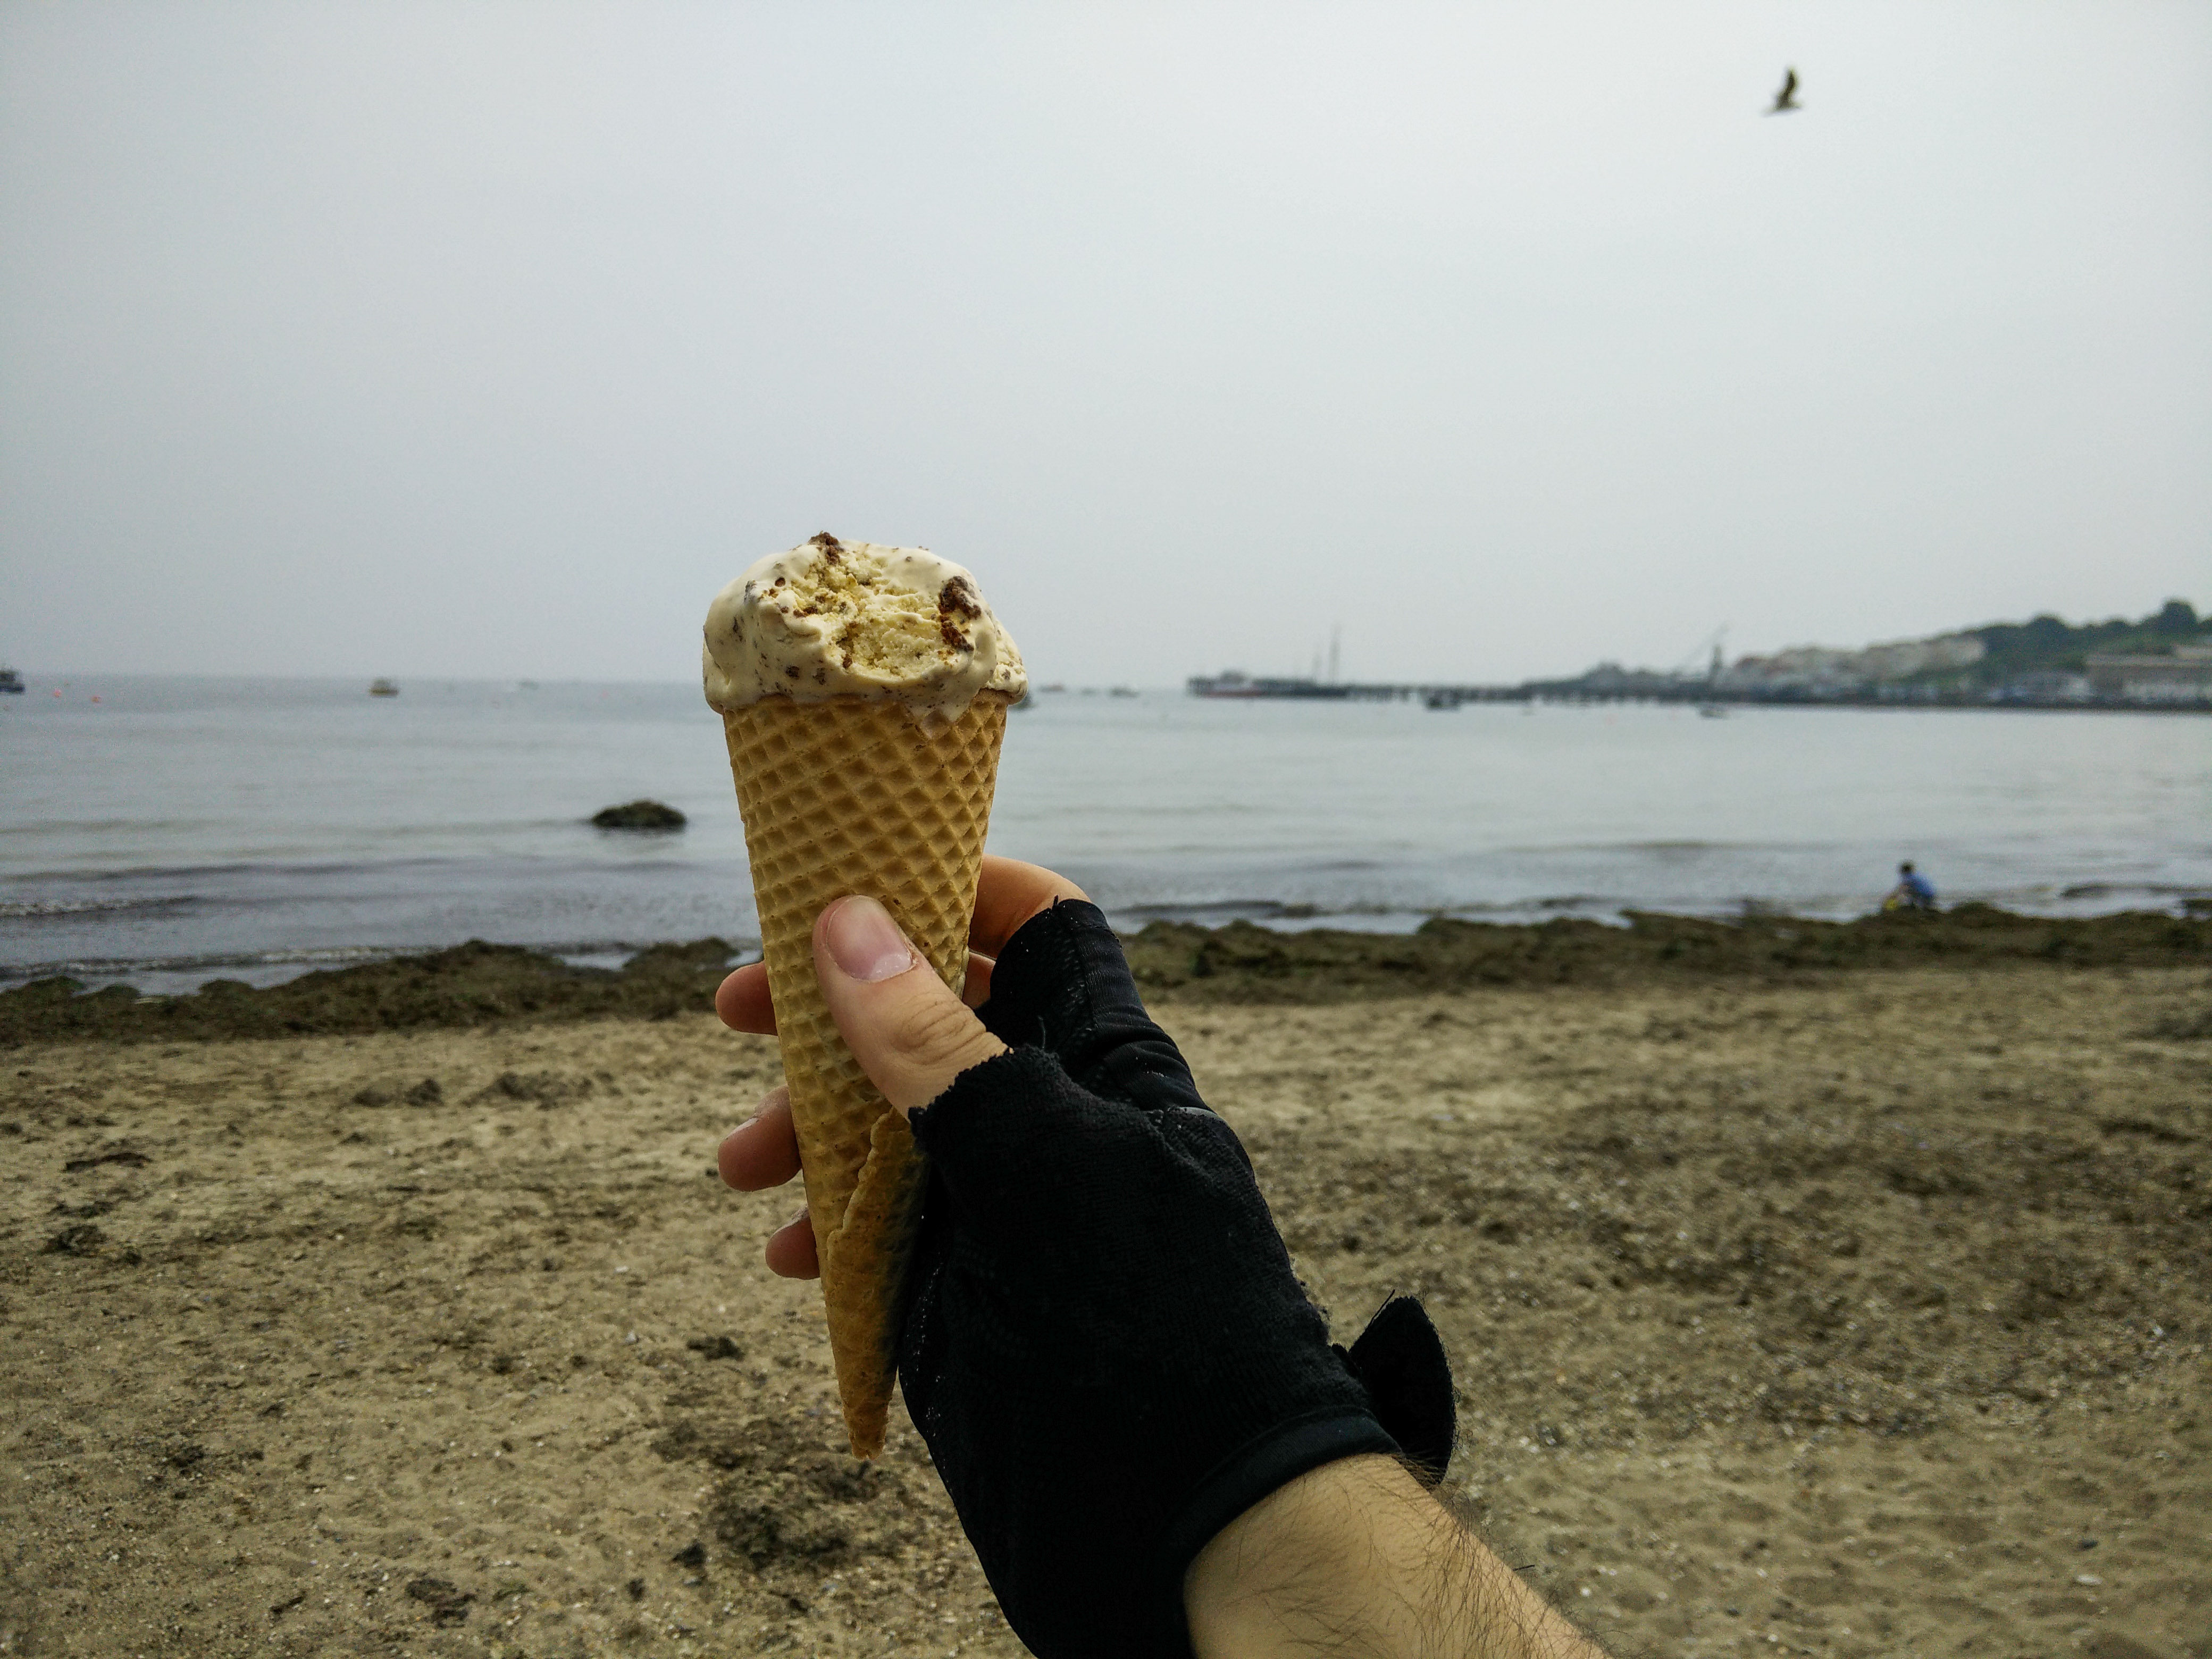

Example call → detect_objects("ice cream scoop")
704 533 1025 727
705 533 1021 1456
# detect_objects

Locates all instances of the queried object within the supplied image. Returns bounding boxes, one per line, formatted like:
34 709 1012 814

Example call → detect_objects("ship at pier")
1186 670 1354 700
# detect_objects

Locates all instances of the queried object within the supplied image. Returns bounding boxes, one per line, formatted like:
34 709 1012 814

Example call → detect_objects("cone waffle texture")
722 692 1008 1457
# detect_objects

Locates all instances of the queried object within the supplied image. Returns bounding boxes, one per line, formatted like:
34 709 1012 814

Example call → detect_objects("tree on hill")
2148 598 2200 636
1957 599 2206 685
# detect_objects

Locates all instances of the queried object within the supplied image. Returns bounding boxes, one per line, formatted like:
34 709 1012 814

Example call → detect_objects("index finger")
715 960 776 1034
970 856 1089 959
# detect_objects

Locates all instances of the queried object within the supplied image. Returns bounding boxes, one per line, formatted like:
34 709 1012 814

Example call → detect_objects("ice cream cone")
723 690 1010 1456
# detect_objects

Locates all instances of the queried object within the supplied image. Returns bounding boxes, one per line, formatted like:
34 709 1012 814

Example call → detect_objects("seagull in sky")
1766 67 1802 114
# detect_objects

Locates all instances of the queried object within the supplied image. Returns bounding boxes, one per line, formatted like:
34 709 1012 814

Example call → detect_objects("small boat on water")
0 668 23 694
368 678 399 697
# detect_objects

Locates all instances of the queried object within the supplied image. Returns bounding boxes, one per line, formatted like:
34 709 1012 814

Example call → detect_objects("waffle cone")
722 691 1009 1456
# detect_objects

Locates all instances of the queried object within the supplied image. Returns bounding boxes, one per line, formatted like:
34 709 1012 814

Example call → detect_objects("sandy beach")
4 950 2207 1657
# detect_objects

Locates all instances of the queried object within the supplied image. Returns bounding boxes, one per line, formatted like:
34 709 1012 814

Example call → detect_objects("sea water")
4 674 2208 992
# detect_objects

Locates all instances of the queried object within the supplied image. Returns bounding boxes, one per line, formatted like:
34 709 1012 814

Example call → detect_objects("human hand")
713 855 1087 1277
712 865 1459 1658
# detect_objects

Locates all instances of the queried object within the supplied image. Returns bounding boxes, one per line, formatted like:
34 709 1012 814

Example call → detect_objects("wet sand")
3 961 2207 1656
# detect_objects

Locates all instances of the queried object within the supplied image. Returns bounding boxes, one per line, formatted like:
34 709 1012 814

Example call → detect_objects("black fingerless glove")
896 900 1454 1658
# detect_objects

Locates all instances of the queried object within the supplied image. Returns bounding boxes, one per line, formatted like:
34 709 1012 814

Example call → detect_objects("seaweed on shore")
1119 903 2212 1003
0 938 740 1049
3 906 2206 1049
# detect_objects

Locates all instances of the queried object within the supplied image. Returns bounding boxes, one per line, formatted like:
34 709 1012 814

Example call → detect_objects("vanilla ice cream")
703 533 1025 728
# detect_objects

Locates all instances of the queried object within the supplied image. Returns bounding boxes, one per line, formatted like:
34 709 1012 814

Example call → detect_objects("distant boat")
0 668 23 694
1109 685 1139 698
1698 704 1728 719
1187 671 1353 700
368 678 399 697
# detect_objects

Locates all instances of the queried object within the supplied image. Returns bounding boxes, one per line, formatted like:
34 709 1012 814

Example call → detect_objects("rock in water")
591 799 686 831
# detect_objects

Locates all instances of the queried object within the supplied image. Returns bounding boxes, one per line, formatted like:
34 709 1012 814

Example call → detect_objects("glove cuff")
1153 1407 1401 1644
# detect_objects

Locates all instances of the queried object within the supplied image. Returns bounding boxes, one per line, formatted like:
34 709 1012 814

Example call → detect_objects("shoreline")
4 904 2207 1049
12 881 2209 996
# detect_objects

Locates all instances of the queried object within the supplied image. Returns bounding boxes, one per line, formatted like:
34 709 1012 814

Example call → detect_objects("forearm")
1184 1456 1607 1659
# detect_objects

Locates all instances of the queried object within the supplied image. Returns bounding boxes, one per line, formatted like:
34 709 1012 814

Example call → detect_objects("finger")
970 856 1088 959
728 949 993 1026
715 961 776 1034
963 950 994 1008
764 1206 819 1279
718 1086 802 1191
816 895 1006 1115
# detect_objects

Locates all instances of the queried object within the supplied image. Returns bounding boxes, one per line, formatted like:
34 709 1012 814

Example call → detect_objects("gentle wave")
0 852 724 884
0 895 192 920
1115 894 1627 924
2057 881 2208 900
0 944 410 983
0 819 224 838
0 937 755 991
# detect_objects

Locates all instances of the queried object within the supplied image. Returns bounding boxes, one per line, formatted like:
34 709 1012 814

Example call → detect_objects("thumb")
814 895 1007 1115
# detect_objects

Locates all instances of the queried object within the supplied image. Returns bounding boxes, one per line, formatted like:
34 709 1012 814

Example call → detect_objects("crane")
1670 626 1730 684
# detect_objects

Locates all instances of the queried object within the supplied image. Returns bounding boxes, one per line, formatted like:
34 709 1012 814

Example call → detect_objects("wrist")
1184 1455 1604 1659
1184 1456 1459 1659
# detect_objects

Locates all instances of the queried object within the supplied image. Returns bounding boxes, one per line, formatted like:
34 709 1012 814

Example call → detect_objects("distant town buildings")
2084 644 2212 705
1186 603 2211 710
1718 632 1987 696
1530 602 2210 710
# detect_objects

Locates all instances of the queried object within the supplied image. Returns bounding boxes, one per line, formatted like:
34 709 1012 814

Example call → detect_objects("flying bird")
1766 67 1801 114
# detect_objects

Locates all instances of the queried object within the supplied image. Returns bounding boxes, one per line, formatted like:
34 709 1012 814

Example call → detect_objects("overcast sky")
3 3 2206 686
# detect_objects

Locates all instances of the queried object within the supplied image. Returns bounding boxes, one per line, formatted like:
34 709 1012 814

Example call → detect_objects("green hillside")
1930 599 2207 689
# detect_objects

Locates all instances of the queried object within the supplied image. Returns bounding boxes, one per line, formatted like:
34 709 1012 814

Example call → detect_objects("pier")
1185 673 2212 714
1188 672 1529 707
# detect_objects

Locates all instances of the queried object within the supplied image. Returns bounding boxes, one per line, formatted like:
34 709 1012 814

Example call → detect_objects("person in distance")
1884 860 1938 911
716 856 1608 1659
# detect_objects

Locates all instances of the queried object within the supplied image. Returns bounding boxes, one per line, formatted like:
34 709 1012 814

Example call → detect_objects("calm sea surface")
4 674 2209 992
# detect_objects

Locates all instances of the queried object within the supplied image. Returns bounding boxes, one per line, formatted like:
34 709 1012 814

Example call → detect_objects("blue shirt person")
1887 860 1937 910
